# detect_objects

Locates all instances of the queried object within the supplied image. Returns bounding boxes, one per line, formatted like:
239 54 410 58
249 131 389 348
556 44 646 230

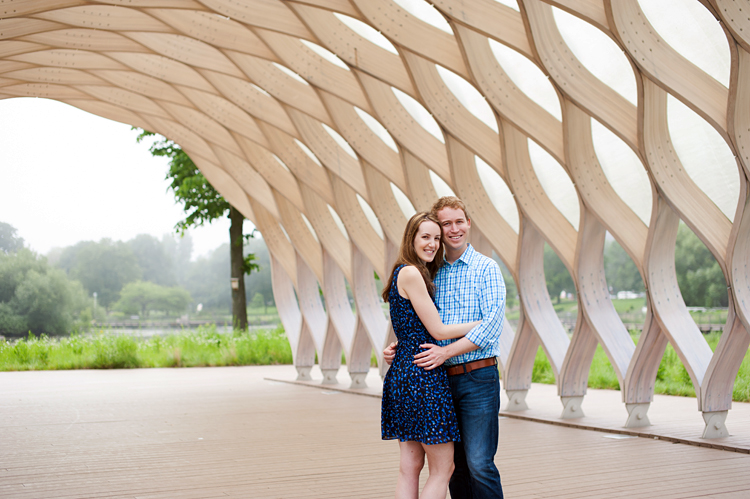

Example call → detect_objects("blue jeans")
448 365 503 499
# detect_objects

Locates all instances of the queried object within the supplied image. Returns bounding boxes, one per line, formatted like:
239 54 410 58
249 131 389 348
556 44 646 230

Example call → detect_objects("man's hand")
383 341 397 365
414 344 451 370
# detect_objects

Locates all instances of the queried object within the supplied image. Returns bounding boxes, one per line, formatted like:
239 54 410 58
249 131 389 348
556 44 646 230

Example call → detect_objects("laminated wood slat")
351 0 470 80
107 51 216 92
402 49 504 176
4 66 104 85
320 90 407 192
199 0 315 41
33 5 173 32
92 69 193 105
432 0 533 59
146 8 277 60
235 135 305 213
227 50 332 126
201 70 298 138
0 18 64 39
177 85 271 148
292 3 416 97
356 70 451 182
22 28 150 52
260 121 336 206
287 106 368 200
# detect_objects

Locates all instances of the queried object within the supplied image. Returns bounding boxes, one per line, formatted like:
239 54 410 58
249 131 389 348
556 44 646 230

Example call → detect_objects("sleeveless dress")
381 265 460 444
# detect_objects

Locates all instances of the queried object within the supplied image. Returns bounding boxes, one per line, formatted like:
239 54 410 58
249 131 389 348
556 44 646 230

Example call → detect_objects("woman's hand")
383 341 397 365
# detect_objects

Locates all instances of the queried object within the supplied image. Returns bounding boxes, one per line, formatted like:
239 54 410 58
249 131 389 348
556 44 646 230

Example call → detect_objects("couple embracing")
381 196 505 499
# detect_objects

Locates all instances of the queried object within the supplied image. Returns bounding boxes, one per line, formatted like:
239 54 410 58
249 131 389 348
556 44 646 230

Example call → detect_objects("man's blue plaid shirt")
433 244 505 366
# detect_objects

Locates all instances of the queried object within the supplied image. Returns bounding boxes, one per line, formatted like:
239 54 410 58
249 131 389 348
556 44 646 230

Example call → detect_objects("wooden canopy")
1 0 748 439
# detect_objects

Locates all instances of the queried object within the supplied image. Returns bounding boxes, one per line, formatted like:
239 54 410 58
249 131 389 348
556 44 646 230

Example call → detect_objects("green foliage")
529 332 750 402
243 252 260 276
0 221 24 254
57 239 141 309
250 292 265 309
532 348 556 384
92 334 140 369
127 234 176 286
610 298 646 314
0 326 292 370
135 130 228 233
544 244 574 303
601 226 728 308
185 240 274 312
674 224 727 307
604 238 644 293
135 129 262 327
0 249 88 336
115 281 191 316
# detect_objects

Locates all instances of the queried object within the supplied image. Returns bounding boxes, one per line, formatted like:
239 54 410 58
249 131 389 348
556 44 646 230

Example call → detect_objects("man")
384 196 505 498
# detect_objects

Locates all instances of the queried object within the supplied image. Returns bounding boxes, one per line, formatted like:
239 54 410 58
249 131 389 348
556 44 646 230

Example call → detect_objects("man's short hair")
431 196 470 221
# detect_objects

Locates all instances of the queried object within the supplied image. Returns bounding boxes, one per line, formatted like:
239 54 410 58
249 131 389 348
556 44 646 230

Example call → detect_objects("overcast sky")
0 97 235 259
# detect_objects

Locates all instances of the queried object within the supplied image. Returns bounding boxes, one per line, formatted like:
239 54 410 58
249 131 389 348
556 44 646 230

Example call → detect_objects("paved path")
1 366 749 498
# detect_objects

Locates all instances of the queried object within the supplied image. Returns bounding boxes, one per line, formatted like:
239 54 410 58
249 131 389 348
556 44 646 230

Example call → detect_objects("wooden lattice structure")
2 0 748 439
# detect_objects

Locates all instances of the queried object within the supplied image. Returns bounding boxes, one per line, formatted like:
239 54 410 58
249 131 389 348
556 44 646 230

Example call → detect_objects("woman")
381 212 480 499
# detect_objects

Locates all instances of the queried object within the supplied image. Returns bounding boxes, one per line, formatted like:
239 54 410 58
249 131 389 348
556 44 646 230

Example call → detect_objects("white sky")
0 97 232 259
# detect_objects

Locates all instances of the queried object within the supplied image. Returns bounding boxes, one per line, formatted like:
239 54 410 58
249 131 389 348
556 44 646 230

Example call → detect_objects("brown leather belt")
446 357 497 376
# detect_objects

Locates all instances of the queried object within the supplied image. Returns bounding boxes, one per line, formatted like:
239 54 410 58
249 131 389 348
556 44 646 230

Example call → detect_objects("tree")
544 244 574 303
185 244 231 311
161 232 193 287
0 221 25 254
0 249 88 336
57 239 141 310
674 224 727 307
116 281 191 317
244 236 274 310
135 129 259 330
127 234 176 286
250 292 265 310
604 239 644 294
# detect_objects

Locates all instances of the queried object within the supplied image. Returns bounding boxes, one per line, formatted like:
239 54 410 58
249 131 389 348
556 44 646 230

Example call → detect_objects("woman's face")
413 220 441 263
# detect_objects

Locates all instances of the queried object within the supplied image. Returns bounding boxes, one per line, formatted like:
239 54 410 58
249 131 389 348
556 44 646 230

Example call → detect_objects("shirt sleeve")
464 261 505 349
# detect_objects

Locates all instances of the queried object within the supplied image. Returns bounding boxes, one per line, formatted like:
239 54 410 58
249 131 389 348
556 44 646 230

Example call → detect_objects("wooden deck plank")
1 366 749 498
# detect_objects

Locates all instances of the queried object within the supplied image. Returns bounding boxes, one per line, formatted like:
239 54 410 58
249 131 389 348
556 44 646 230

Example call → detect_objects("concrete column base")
702 410 729 438
349 372 368 389
560 396 585 419
504 389 529 411
624 403 651 428
321 369 339 385
295 366 312 381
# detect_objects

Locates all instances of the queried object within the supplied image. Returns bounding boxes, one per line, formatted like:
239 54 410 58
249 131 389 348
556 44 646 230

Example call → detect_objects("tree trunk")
229 206 248 331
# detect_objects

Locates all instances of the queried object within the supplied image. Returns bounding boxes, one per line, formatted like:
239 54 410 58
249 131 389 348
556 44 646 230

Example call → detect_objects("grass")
531 332 750 402
4 324 748 403
0 326 292 371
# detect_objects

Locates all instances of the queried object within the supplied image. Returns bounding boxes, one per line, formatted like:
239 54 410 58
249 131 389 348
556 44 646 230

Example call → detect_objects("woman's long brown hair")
381 212 444 302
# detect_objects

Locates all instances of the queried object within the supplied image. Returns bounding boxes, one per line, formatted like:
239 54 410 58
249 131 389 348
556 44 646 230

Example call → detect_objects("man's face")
436 206 471 254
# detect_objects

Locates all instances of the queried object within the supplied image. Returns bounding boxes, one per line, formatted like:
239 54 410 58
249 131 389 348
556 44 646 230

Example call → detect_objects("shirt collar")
444 243 475 266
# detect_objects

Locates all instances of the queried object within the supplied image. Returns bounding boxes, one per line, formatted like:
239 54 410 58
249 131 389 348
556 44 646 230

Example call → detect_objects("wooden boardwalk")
1 366 749 498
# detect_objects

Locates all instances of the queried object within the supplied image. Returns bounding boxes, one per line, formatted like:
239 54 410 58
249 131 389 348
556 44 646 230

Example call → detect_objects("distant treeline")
47 232 274 315
495 222 726 309
0 219 729 337
535 223 727 308
0 221 273 337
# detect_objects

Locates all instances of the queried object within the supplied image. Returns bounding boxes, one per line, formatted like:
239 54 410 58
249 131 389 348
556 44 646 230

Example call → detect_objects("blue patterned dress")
381 265 461 444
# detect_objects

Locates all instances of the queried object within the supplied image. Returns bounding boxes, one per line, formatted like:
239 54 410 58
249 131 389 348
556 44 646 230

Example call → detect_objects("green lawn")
531 331 750 402
0 326 291 371
4 322 747 404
